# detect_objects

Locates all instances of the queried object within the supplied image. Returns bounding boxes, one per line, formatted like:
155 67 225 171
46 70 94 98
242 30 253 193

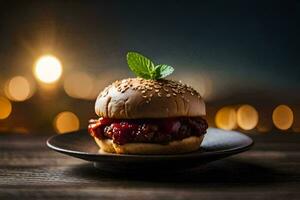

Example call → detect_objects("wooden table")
0 132 300 199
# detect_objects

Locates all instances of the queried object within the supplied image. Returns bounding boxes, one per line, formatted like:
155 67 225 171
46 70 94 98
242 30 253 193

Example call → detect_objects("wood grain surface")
0 132 300 200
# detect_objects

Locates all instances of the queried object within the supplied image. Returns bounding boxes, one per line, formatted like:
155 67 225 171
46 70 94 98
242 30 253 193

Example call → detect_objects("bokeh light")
5 76 34 101
0 97 12 119
237 105 259 130
272 105 294 130
34 55 62 83
215 106 237 130
64 71 95 100
54 111 80 133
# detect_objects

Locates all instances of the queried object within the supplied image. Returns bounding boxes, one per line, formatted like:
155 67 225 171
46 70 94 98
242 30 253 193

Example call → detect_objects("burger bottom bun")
94 135 204 155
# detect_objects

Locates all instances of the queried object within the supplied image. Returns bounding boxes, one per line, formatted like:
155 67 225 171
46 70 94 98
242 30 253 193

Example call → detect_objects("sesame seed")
146 86 153 90
163 87 169 92
105 78 202 103
172 88 178 93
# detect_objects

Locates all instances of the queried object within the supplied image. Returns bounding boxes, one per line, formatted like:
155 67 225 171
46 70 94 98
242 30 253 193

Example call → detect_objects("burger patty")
88 117 208 145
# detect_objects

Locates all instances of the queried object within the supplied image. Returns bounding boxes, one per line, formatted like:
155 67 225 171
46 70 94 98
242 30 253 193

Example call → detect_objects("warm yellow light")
0 97 12 119
237 105 259 130
215 107 237 130
34 55 62 83
272 105 293 130
5 76 33 101
54 111 80 134
64 72 95 100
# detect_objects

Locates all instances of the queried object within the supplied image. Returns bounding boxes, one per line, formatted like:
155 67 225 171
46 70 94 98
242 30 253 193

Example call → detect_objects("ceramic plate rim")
46 128 254 159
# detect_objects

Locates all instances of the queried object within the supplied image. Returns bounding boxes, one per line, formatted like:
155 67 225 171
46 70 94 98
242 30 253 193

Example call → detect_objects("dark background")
0 0 299 133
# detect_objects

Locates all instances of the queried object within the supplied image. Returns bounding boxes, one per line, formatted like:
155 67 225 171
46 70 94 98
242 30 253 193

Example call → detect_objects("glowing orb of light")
34 55 62 83
54 111 80 134
0 97 12 119
215 106 237 130
64 72 95 100
237 105 259 130
272 105 293 130
5 76 34 101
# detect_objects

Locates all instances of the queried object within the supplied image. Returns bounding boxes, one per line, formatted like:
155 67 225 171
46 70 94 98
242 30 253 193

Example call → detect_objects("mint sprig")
126 52 174 79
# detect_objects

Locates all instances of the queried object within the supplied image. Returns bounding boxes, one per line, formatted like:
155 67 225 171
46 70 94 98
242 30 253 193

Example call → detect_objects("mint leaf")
126 52 174 79
155 64 174 79
127 52 155 79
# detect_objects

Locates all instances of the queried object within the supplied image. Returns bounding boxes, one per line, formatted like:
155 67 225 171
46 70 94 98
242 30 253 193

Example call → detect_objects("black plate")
47 128 253 172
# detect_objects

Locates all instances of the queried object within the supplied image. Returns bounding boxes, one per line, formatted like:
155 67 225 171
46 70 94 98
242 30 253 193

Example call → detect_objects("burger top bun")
95 78 205 119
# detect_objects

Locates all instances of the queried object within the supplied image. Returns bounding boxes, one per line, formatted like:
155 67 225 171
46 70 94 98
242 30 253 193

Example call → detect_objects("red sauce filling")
88 117 208 145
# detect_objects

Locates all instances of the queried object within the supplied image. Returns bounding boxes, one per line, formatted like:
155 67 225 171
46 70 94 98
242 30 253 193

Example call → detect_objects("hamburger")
88 52 208 154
